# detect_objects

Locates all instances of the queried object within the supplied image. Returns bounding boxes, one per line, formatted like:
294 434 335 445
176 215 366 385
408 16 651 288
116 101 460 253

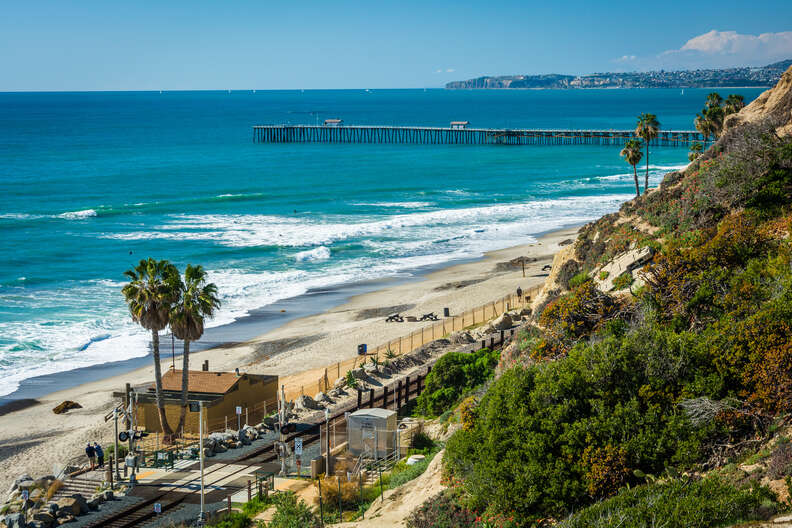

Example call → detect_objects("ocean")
0 87 764 400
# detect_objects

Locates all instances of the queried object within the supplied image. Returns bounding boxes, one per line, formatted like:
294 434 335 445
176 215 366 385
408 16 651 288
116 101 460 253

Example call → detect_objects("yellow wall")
136 375 278 434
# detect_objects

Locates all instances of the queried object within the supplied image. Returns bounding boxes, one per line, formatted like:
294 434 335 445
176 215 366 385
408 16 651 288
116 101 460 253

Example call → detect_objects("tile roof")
155 369 241 394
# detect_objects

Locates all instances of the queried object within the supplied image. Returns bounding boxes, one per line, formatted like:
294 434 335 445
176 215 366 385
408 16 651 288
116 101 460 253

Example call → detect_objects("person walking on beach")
85 443 96 470
94 442 105 469
516 286 523 302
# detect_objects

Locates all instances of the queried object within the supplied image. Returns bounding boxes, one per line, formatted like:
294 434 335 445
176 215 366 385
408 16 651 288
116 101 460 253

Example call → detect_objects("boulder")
55 498 80 517
86 496 102 511
294 395 320 412
15 480 35 492
448 331 475 345
29 489 43 502
32 512 56 528
491 313 513 331
203 447 214 458
333 377 346 389
314 392 331 403
327 389 340 398
56 515 75 525
68 495 88 516
3 512 27 528
47 503 59 515
51 401 81 415
101 490 113 502
351 368 367 380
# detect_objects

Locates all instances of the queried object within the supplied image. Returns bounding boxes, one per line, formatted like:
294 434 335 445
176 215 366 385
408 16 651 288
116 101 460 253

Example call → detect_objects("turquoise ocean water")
0 88 764 399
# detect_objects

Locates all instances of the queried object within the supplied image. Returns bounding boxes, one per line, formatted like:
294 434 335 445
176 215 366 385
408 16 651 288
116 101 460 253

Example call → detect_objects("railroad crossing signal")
154 503 161 514
294 437 303 456
236 406 242 415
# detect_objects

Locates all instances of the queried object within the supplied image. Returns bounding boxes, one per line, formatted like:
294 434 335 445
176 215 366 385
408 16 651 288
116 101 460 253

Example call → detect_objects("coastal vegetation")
695 91 747 143
429 103 792 524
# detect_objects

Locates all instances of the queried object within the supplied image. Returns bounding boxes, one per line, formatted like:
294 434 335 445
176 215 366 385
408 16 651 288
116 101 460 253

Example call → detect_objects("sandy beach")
0 225 578 492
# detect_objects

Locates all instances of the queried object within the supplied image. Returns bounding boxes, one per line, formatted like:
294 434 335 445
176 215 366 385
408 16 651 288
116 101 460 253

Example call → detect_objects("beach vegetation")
567 271 591 289
611 271 633 290
598 270 610 280
267 492 320 528
121 258 181 437
557 476 776 528
620 139 644 196
345 369 358 388
416 347 499 417
169 264 221 435
635 113 660 193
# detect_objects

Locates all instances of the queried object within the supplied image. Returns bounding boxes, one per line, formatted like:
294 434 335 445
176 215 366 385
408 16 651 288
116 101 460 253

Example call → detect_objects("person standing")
516 286 523 302
85 443 96 470
94 442 105 469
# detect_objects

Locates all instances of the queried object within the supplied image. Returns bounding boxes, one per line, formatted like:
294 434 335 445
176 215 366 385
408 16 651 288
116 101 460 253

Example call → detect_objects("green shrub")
558 477 776 528
611 272 633 290
267 492 320 528
599 270 610 280
406 490 476 528
207 512 250 528
389 446 442 488
568 271 591 289
241 494 271 516
416 348 499 416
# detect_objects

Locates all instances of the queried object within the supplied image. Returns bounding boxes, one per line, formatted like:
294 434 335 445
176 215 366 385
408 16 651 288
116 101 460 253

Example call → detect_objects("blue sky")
1 0 790 91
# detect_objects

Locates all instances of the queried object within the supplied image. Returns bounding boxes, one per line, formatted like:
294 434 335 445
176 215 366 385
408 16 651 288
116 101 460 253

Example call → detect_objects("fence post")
227 495 232 514
383 386 389 409
397 380 402 410
404 376 410 404
248 480 252 502
369 388 375 408
357 389 362 410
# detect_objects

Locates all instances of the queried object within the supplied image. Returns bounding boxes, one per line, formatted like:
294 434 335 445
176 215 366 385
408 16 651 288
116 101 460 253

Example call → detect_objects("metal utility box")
347 408 398 458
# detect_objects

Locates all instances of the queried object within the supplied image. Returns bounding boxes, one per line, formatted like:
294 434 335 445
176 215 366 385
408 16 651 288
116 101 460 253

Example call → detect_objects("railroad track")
84 340 508 528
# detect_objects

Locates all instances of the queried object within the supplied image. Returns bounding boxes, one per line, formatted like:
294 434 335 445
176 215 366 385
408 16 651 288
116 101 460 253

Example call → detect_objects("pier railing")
253 125 703 147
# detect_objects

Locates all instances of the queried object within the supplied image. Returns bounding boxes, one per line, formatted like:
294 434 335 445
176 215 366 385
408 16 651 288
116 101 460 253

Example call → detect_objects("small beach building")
347 408 398 458
323 118 343 127
450 121 469 129
127 367 278 434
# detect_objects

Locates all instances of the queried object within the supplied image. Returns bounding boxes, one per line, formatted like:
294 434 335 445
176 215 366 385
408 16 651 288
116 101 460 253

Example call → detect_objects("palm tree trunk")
633 165 640 197
644 144 650 194
176 339 190 435
151 330 174 437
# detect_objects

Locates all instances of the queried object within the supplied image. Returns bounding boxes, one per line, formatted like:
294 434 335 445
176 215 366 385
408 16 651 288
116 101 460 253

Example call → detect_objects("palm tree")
122 258 180 437
705 92 723 109
170 265 221 435
688 142 704 162
723 94 745 116
635 113 660 194
705 106 725 138
620 139 644 197
695 112 712 144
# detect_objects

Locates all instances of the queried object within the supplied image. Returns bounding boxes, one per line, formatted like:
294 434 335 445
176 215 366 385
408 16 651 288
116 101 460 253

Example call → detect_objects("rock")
492 313 513 331
351 368 367 380
294 395 321 412
101 490 113 502
86 496 103 511
328 389 340 398
51 401 82 415
47 503 59 515
213 443 227 453
333 377 346 389
55 498 80 517
56 515 75 524
314 392 331 403
448 331 475 345
33 512 55 527
3 512 27 528
15 480 35 492
723 64 792 137
29 489 43 502
203 447 214 458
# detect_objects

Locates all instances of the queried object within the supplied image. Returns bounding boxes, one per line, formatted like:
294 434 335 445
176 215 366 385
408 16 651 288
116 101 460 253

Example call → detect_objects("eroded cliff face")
724 64 792 137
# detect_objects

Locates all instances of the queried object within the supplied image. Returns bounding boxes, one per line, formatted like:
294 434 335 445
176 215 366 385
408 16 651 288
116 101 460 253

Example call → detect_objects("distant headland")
446 59 792 89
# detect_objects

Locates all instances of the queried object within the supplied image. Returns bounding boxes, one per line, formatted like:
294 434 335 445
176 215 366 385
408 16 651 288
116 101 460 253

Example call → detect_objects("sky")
1 0 791 91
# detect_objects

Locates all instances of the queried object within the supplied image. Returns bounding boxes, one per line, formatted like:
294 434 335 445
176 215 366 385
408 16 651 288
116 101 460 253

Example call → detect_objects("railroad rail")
88 328 518 527
252 125 703 147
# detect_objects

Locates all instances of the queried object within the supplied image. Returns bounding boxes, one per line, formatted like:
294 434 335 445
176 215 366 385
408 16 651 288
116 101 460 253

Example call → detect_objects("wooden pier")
252 125 702 147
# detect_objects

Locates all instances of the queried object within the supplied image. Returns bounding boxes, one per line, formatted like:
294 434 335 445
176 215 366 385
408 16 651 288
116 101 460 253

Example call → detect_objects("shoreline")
0 224 579 491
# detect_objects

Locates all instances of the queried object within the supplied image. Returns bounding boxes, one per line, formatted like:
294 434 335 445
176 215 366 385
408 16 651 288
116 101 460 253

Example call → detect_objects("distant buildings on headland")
445 60 791 90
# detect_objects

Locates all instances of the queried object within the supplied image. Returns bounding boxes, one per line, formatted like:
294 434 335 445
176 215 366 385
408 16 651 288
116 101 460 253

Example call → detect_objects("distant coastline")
446 59 790 90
